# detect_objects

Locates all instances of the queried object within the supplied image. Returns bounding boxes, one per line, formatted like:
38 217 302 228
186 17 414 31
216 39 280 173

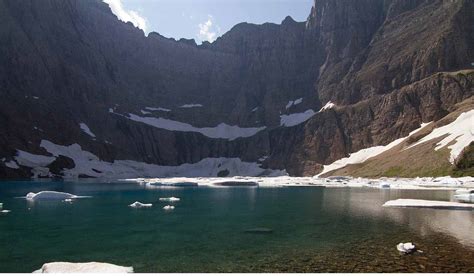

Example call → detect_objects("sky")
103 0 314 44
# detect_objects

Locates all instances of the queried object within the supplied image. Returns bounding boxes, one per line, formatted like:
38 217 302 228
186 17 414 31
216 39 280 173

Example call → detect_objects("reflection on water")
321 188 474 248
0 181 473 272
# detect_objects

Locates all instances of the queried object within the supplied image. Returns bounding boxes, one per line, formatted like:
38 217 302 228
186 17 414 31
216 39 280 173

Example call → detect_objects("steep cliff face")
0 0 472 178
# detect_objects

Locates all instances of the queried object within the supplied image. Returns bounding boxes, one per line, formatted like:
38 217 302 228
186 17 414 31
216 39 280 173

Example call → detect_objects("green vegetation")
453 142 474 177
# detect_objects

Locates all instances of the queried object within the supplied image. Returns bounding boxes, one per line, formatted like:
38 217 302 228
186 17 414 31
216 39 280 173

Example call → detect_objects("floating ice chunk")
25 191 87 201
33 262 133 273
454 192 474 203
64 199 73 202
163 205 175 210
397 242 416 254
141 110 152 115
129 201 152 208
383 199 474 210
1 210 11 213
159 197 180 202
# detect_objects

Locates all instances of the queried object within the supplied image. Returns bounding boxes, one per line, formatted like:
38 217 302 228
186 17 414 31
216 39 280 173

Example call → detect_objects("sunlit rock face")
0 0 472 178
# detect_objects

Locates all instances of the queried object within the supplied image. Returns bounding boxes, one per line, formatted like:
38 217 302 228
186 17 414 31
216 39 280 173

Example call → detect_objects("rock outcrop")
0 0 472 178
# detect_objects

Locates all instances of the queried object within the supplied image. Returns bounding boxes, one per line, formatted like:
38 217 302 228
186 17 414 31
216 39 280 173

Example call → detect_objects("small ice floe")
163 205 175 210
1 210 11 214
159 197 180 202
383 199 474 210
25 191 88 201
129 201 152 208
33 262 133 273
454 189 474 203
64 199 73 203
397 242 416 254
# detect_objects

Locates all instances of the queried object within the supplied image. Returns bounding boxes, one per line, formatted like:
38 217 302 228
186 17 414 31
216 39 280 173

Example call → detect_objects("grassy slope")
324 95 474 178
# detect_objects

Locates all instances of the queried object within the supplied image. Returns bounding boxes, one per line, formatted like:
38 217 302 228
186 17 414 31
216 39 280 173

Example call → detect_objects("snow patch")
280 109 316 127
79 123 96 138
319 101 335 112
317 123 430 176
407 110 474 163
5 160 20 169
180 104 203 108
140 110 152 115
16 140 286 179
145 107 171 112
125 113 266 140
285 98 303 109
14 150 55 168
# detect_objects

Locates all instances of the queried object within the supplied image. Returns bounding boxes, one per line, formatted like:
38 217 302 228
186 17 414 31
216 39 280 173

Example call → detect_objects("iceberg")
25 191 88 201
163 205 175 210
159 197 180 202
129 201 152 208
454 189 474 203
383 199 474 210
397 242 416 254
33 262 133 273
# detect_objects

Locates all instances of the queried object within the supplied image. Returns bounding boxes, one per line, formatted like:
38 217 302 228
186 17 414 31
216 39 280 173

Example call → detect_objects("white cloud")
198 15 219 43
103 0 147 32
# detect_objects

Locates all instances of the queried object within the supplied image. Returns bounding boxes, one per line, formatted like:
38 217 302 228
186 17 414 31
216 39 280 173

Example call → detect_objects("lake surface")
0 180 473 272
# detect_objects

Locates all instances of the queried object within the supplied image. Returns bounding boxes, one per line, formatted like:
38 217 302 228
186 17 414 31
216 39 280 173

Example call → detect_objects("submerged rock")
33 262 133 273
129 201 152 208
244 228 274 234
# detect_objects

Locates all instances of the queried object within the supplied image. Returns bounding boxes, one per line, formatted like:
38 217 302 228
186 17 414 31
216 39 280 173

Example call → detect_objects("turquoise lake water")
0 180 473 272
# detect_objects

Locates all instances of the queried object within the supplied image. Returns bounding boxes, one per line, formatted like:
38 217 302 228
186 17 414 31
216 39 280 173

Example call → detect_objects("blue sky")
103 0 314 43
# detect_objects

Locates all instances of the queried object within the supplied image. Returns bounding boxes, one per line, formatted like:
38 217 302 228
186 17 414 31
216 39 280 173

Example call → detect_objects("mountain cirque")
0 0 473 178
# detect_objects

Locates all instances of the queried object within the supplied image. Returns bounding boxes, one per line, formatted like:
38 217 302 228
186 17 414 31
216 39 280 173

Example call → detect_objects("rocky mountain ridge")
0 0 472 178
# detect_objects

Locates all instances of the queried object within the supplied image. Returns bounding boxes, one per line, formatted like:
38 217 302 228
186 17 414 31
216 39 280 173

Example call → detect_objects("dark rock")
0 0 472 178
214 181 258 187
47 155 75 176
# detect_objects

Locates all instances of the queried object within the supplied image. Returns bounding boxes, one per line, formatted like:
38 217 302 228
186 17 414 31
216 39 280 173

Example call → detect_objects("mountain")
0 0 473 179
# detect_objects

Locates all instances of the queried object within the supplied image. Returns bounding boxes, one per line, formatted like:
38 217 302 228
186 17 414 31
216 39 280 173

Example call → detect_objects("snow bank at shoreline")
126 175 474 190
